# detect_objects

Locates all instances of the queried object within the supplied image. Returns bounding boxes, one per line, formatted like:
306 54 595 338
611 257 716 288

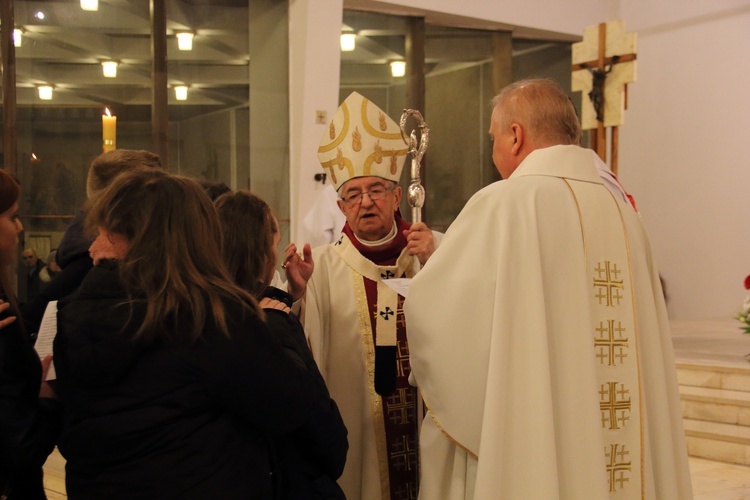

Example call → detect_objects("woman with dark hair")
0 169 61 499
215 190 348 499
53 169 338 498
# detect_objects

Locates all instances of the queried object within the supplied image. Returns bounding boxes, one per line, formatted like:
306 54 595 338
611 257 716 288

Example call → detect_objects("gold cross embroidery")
605 443 632 492
390 435 417 472
393 481 417 500
593 261 624 307
386 387 413 425
599 381 631 430
594 320 629 366
396 339 410 377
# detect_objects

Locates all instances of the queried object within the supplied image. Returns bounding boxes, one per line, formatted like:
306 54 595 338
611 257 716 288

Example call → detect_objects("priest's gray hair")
492 78 582 146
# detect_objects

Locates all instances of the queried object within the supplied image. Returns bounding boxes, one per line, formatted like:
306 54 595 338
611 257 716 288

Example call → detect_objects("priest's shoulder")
465 175 550 206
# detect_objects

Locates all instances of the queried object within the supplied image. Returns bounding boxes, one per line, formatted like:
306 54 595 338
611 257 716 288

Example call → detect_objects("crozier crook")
399 109 429 224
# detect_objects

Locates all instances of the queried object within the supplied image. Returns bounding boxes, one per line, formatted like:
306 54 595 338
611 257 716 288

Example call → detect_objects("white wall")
617 1 750 319
289 0 343 242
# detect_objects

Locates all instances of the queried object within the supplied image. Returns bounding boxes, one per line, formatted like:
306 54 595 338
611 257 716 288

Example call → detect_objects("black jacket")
261 287 348 499
0 299 62 499
54 263 346 499
25 211 93 336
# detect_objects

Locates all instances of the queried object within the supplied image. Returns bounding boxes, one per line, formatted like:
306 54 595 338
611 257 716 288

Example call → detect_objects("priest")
293 92 439 499
404 79 692 499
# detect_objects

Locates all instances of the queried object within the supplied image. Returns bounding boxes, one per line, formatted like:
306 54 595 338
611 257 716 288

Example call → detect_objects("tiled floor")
41 319 750 498
690 457 750 499
41 445 750 498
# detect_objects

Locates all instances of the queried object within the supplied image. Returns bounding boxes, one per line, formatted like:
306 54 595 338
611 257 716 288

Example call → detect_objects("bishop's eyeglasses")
340 185 395 206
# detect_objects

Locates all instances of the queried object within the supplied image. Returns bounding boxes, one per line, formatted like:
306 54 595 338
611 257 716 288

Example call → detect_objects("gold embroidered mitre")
317 92 408 191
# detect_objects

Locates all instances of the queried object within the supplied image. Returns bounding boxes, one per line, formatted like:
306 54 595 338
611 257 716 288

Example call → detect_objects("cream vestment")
404 146 693 499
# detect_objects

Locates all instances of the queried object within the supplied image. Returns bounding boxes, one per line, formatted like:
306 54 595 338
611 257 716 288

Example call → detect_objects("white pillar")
288 0 343 243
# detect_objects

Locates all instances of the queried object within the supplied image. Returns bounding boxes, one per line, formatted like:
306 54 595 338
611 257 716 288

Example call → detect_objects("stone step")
676 362 750 393
683 418 750 466
680 385 750 428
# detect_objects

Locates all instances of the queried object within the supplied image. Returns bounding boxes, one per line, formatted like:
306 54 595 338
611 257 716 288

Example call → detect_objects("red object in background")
744 275 750 290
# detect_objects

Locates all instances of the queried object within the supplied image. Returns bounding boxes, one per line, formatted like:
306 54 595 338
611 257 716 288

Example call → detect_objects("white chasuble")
302 230 441 500
405 145 693 500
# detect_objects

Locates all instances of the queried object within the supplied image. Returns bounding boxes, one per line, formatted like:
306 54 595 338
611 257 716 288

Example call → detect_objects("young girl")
215 190 347 499
53 170 340 498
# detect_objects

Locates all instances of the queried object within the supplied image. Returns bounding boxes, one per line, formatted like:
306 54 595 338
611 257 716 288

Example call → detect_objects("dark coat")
261 286 347 499
25 211 93 336
54 263 346 499
0 299 62 499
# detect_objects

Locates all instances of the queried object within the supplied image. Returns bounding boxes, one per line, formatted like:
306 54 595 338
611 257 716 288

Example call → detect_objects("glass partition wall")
2 0 288 302
340 10 576 232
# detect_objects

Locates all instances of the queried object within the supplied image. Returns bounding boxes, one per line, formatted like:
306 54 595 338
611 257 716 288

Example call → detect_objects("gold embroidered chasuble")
404 145 693 499
333 235 419 499
566 178 642 496
303 229 440 500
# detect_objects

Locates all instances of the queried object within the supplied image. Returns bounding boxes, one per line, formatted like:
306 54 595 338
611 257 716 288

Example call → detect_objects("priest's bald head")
489 78 581 179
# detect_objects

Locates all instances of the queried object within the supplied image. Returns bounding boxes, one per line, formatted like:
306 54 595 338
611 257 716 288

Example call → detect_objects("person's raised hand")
0 299 17 329
282 243 314 301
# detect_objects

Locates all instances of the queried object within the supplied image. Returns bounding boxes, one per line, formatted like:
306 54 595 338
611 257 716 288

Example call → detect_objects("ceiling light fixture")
174 85 189 101
13 29 23 48
101 60 118 78
390 61 406 78
38 85 53 100
176 32 194 51
80 0 98 11
35 11 45 20
340 33 356 52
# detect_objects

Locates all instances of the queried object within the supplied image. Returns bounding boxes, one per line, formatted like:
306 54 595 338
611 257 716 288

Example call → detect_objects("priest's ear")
510 123 524 155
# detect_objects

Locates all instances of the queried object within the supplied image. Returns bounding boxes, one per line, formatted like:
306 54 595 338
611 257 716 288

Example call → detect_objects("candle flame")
31 153 38 160
104 108 112 117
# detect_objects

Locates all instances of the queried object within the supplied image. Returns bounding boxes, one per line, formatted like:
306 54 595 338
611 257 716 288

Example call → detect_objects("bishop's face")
337 176 402 242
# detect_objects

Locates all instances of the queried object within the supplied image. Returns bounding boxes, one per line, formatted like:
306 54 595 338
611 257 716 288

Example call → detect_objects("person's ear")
393 185 402 208
336 199 346 214
510 123 524 155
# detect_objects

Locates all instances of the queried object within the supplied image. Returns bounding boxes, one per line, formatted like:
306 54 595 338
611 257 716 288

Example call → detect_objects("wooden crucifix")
571 21 637 175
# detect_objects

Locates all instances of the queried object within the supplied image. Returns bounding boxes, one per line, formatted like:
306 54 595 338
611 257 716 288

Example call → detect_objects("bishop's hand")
282 243 313 301
404 222 435 265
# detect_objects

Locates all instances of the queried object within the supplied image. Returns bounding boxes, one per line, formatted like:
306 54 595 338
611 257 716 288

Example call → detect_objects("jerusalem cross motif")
390 435 417 472
396 339 410 377
593 261 624 307
386 387 414 425
605 443 632 492
394 482 417 500
594 320 629 366
599 381 631 430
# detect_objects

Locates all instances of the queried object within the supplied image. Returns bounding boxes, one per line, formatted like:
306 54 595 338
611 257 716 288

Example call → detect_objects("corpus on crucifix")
571 20 637 174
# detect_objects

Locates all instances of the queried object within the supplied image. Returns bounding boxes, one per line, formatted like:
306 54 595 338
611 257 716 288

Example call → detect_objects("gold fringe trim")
352 270 391 500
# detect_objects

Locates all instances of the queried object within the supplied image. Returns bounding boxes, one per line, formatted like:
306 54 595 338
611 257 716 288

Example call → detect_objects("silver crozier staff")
399 109 429 224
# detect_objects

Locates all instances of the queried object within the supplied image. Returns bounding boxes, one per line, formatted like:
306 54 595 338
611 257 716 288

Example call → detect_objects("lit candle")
102 108 117 152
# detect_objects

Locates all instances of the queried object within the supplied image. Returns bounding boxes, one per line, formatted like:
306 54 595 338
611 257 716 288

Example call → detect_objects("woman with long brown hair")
53 169 336 498
0 169 60 499
215 190 347 499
